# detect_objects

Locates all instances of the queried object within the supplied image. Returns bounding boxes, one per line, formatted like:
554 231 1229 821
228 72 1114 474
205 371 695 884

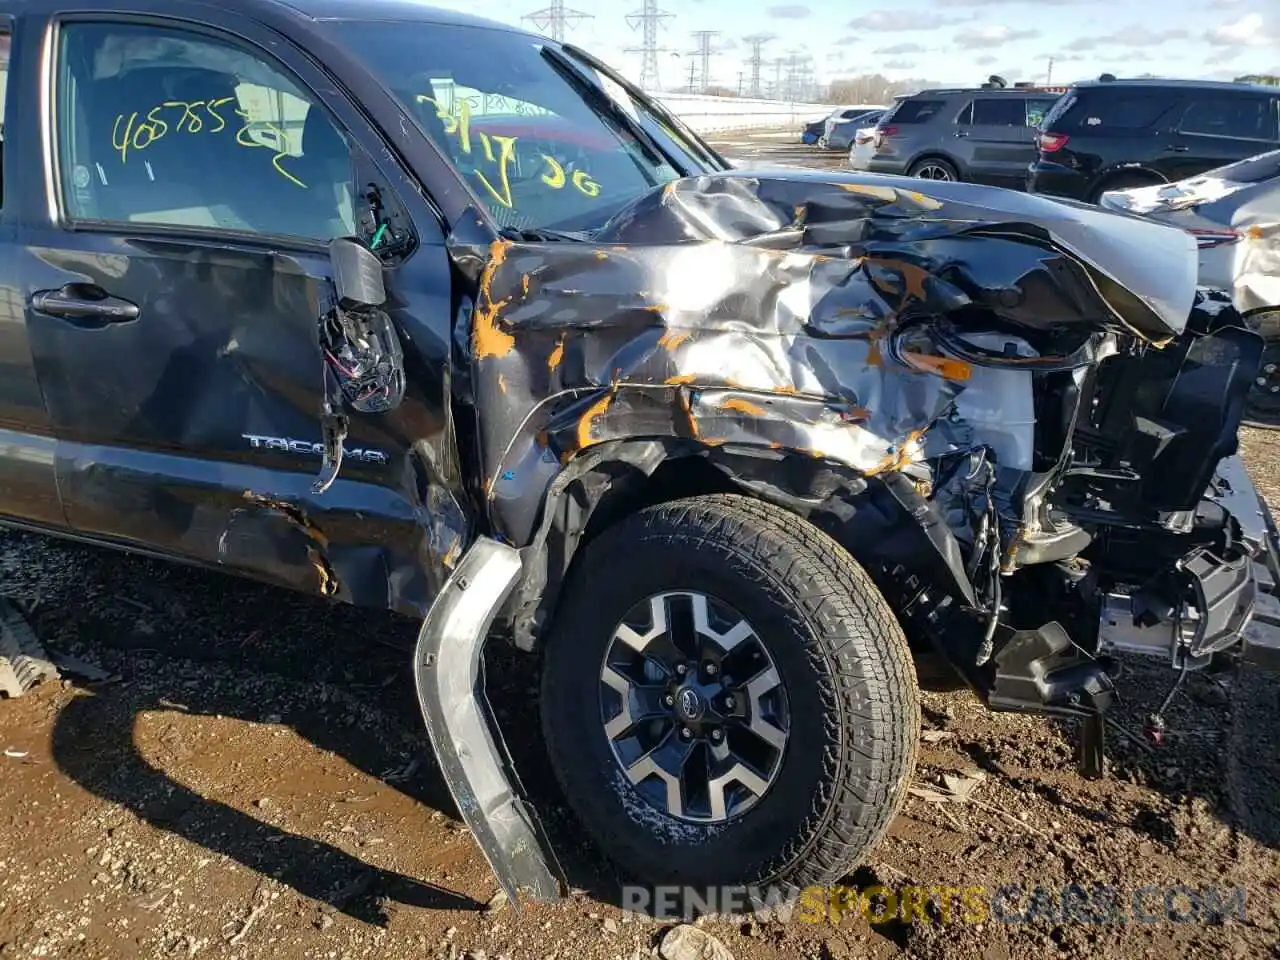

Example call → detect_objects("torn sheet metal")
461 172 1200 545
1100 149 1280 315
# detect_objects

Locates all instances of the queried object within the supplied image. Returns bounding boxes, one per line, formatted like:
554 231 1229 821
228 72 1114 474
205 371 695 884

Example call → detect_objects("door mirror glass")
329 237 386 308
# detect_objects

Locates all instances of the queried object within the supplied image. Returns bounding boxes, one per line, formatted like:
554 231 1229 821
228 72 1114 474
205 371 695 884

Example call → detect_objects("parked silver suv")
868 82 1066 188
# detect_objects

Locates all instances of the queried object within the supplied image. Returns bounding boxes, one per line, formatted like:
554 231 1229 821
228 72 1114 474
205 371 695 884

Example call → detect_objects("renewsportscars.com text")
620 883 1248 925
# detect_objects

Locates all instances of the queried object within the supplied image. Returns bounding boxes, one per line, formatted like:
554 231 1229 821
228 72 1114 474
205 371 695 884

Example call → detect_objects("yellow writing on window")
110 97 306 189
415 94 602 209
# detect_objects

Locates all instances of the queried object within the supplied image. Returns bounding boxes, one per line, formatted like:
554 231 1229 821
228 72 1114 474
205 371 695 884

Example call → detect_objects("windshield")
337 21 702 234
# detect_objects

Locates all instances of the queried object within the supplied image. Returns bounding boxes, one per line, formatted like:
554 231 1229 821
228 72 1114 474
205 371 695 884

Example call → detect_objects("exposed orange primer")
497 373 508 393
1246 225 1265 240
576 394 613 452
658 330 692 350
837 182 899 201
594 250 609 260
772 383 801 395
722 397 766 416
521 274 530 296
666 373 697 385
900 351 972 382
869 258 930 305
548 335 566 370
473 239 515 359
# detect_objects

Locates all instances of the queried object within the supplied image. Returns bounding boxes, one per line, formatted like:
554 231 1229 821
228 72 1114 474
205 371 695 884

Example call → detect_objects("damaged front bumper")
1095 453 1280 672
411 536 564 905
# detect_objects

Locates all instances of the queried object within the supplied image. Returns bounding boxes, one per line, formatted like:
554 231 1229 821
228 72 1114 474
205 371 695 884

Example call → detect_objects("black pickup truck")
2 0 1279 914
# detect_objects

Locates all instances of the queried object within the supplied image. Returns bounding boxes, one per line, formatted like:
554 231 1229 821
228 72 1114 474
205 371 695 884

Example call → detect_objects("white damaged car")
1101 149 1280 423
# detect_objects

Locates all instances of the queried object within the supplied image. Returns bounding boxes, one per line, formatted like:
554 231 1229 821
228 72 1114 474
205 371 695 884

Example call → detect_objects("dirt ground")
3 131 1280 960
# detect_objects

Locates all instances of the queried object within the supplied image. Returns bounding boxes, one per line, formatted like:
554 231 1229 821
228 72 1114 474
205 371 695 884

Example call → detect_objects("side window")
889 99 945 124
969 98 1029 127
1066 94 1177 131
1179 97 1277 141
1025 98 1058 128
55 21 357 241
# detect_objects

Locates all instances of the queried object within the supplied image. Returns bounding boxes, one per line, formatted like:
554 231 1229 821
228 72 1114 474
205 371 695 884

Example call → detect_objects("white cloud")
874 42 927 55
1207 14 1277 47
954 25 1039 49
847 10 969 32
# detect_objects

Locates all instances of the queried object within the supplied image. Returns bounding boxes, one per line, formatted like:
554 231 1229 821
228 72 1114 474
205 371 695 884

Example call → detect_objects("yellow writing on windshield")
110 97 306 188
415 94 601 209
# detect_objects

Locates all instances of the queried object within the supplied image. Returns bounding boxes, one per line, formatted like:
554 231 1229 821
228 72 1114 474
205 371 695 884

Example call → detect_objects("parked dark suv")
1027 78 1280 203
866 83 1066 188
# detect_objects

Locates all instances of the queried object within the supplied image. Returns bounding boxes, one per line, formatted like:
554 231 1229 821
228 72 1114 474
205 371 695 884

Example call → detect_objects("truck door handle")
30 284 140 326
1164 144 1189 152
954 131 969 138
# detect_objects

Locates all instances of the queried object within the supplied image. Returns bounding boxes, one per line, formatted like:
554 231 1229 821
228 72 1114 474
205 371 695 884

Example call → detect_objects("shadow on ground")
7 525 1279 933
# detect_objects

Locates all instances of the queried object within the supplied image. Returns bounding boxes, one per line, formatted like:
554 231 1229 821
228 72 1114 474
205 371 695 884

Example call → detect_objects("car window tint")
1179 97 1277 141
890 99 945 123
55 21 356 241
968 98 1027 126
1066 94 1176 130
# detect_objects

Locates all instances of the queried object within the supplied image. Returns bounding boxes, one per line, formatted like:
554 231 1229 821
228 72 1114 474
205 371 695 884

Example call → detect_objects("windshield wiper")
499 226 590 242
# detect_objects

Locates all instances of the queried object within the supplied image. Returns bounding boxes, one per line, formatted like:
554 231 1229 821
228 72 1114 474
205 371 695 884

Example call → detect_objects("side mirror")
329 237 386 309
312 237 404 496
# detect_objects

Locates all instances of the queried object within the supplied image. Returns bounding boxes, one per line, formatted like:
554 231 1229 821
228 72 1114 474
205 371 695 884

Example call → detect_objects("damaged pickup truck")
3 0 1280 911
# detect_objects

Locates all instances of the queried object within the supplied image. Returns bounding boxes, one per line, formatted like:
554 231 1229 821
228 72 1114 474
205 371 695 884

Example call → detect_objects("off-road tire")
540 493 919 903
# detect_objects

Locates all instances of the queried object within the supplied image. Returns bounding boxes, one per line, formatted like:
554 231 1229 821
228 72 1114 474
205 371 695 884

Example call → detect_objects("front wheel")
540 494 919 903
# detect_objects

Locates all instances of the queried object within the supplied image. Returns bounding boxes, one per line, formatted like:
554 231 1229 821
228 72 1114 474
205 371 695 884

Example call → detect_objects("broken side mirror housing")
312 238 405 495
329 236 387 309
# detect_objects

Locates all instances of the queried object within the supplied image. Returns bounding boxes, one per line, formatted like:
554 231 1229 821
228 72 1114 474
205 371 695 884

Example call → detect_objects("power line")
743 33 774 98
522 0 592 43
625 0 674 91
689 30 720 91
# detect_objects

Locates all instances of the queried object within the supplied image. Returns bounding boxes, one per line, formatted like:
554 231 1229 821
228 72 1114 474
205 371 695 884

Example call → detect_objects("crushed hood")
462 172 1202 544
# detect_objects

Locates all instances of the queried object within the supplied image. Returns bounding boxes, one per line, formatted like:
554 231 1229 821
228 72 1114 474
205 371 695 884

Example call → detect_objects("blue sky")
420 0 1280 94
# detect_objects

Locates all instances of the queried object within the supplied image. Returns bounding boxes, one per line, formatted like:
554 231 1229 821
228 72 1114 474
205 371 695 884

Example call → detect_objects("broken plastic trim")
411 537 564 905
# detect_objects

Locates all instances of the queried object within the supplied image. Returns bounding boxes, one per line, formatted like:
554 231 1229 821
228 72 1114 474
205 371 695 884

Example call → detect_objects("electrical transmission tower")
626 0 674 91
522 0 592 42
689 30 719 91
743 33 773 98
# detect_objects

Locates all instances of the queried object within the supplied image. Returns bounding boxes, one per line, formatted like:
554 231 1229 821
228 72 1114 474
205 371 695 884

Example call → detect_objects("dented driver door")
19 6 461 611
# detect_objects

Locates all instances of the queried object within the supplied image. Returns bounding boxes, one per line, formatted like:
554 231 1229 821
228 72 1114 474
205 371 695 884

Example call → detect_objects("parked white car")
847 119 882 170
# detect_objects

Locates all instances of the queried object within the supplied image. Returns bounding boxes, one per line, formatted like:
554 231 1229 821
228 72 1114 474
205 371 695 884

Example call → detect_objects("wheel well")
1088 167 1165 202
580 455 736 547
907 152 960 176
502 448 739 652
